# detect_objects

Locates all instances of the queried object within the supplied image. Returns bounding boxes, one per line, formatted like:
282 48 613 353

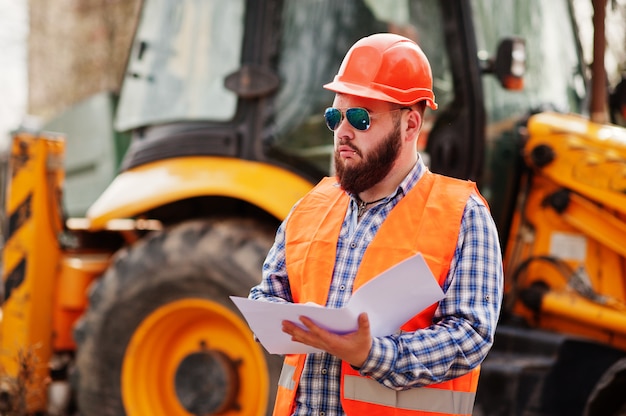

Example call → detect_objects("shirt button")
339 285 346 291
350 242 357 248
321 368 328 375
320 412 325 416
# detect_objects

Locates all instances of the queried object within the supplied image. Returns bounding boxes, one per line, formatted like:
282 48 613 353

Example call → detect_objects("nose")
334 116 355 140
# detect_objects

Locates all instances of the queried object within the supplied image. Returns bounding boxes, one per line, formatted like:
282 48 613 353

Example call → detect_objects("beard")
334 120 402 195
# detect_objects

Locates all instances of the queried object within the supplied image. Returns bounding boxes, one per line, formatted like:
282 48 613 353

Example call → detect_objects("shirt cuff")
355 336 397 378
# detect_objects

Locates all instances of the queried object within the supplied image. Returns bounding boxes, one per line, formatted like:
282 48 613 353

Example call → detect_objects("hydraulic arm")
504 112 626 351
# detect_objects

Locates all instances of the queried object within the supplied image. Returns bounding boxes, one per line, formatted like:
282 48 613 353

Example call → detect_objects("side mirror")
224 65 280 99
483 37 526 91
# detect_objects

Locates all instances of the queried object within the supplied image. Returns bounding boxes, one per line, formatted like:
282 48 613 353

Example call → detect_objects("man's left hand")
282 313 372 368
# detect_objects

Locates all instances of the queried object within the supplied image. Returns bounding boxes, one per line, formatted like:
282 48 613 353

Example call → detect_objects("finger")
299 316 318 331
298 316 331 339
357 313 370 332
281 320 303 336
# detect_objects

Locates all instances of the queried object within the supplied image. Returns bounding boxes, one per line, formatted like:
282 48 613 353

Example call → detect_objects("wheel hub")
174 349 240 415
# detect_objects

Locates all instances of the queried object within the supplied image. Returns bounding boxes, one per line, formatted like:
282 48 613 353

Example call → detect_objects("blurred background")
0 0 141 148
0 0 625 149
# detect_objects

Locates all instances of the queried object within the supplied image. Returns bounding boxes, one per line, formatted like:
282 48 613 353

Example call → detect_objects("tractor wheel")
74 218 282 416
584 357 626 416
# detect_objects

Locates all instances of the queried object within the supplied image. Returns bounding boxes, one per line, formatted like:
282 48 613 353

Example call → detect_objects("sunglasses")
324 107 410 131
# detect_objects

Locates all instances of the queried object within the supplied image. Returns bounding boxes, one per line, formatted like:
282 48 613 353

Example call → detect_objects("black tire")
74 218 282 416
584 357 626 416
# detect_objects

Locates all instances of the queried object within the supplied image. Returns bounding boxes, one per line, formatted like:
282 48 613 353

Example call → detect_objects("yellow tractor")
1 0 625 415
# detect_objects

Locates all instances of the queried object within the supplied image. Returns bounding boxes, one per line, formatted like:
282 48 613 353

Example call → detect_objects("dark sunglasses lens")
324 108 342 131
346 108 370 130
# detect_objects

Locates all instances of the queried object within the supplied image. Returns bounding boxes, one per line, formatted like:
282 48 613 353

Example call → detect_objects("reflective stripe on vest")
278 361 297 390
343 375 476 414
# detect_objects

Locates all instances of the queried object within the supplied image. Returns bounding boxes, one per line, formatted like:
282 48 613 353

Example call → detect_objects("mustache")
337 141 361 156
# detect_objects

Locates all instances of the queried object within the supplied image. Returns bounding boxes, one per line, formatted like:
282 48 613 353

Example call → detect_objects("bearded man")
249 33 504 416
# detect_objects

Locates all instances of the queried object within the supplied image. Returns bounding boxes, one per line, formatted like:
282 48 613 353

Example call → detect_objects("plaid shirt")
249 158 504 416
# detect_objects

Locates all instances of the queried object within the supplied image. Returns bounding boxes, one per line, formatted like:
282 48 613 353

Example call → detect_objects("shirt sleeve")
357 193 504 389
248 218 294 303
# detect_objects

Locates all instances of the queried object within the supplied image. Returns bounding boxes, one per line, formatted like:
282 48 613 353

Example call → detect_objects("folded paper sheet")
230 253 444 354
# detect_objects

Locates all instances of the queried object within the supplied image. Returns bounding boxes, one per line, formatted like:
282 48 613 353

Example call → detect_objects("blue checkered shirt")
249 158 504 416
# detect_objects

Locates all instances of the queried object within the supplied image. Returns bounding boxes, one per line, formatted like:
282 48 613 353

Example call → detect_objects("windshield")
469 0 588 237
115 0 244 132
270 0 451 175
471 0 587 129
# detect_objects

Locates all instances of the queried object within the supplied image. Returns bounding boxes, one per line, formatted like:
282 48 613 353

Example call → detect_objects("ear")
404 109 422 143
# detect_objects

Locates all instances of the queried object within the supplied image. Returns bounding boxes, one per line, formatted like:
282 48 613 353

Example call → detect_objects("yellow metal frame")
0 131 65 412
86 156 315 229
53 253 111 350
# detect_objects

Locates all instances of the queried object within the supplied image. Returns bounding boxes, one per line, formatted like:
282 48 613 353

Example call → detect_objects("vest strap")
343 375 476 414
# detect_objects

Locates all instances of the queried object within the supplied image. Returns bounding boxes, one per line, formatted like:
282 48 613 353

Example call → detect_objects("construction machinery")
1 0 625 415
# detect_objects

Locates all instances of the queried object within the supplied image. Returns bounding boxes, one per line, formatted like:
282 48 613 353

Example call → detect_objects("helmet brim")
323 80 438 110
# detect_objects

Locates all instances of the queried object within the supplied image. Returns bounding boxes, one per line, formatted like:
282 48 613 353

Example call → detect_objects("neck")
357 161 415 203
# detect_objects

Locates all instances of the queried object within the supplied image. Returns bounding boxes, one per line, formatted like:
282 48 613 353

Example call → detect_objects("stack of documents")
231 253 445 354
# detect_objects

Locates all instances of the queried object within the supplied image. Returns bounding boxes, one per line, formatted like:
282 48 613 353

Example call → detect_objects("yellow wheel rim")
122 298 268 415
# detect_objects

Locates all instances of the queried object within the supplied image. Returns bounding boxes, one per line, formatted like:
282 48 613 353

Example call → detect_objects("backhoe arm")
503 112 626 351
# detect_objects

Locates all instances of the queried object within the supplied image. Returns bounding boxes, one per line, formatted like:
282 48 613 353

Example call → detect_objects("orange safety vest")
273 172 485 416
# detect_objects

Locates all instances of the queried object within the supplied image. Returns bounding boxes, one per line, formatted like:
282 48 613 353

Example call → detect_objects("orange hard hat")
324 33 437 109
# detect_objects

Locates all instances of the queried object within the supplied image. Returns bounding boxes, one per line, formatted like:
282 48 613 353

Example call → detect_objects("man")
249 33 503 416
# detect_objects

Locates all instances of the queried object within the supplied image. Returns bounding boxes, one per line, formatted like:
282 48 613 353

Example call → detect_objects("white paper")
230 253 444 354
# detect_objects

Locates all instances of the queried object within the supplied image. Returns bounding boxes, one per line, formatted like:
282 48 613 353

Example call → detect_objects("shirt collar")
399 154 428 196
